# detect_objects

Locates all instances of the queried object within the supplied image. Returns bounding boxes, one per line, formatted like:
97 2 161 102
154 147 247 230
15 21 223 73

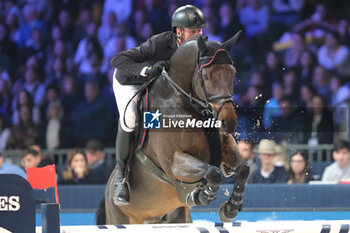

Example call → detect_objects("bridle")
162 48 235 119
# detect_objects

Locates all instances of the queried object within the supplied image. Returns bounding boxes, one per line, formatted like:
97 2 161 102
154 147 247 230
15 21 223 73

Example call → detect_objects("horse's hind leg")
219 134 250 222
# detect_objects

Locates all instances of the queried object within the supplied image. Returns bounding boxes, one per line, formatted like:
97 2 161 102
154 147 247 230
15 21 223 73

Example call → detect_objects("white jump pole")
36 220 350 233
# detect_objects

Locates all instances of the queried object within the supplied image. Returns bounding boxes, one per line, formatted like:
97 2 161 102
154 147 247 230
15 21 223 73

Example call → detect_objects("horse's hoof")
218 201 238 222
113 197 130 206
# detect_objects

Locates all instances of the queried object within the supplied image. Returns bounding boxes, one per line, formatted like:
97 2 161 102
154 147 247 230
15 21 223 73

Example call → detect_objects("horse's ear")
222 30 242 51
197 36 207 55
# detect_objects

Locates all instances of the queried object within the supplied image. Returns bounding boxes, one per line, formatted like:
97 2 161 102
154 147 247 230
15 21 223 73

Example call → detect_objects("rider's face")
177 27 203 44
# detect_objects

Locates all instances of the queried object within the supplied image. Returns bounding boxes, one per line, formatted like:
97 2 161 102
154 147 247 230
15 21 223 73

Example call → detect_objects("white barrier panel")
35 220 350 233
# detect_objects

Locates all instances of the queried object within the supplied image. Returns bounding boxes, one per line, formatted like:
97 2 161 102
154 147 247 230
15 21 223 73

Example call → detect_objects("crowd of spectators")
0 0 349 150
0 0 350 184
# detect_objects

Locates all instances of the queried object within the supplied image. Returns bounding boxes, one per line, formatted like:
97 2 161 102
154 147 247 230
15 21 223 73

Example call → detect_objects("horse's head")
192 32 241 134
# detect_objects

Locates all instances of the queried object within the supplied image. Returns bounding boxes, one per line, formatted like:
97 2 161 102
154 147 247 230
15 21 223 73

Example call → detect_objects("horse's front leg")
219 134 250 222
170 151 223 206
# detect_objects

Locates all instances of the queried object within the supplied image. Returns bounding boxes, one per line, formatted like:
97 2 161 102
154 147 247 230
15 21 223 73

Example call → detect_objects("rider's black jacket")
111 31 177 85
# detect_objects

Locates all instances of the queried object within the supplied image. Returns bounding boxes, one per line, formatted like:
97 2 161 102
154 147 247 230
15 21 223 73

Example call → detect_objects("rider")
110 5 207 205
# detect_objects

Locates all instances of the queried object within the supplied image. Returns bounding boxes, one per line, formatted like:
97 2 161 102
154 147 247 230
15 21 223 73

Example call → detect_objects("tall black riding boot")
113 124 132 205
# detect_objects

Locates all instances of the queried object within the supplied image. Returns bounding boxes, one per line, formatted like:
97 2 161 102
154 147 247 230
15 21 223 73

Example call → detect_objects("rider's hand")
145 60 170 77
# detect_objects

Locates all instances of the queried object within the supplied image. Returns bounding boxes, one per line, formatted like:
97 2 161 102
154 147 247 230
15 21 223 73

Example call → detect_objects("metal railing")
2 144 335 168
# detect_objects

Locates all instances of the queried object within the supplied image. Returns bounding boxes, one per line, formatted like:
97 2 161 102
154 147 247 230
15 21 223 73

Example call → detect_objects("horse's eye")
203 74 209 80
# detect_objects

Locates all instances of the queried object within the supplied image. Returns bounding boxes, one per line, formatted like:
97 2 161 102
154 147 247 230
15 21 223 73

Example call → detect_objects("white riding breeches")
113 69 140 132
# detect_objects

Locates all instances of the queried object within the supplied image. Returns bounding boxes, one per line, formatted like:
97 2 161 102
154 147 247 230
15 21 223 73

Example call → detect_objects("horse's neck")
168 43 198 93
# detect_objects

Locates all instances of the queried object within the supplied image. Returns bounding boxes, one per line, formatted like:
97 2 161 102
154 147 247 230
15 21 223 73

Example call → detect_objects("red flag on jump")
26 164 59 204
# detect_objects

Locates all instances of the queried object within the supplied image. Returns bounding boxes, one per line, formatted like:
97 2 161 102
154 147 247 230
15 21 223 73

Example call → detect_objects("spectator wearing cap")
322 139 350 183
0 152 26 178
247 139 289 183
85 140 114 184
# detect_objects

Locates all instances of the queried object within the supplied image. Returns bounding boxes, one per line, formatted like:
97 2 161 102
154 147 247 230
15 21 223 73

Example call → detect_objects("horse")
103 33 250 224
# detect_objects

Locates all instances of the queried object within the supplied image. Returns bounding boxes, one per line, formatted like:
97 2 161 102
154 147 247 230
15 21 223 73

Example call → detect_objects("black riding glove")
145 60 170 77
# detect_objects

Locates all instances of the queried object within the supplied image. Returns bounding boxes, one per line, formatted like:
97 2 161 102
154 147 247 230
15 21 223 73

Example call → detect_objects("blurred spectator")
75 36 103 78
6 105 39 149
98 11 118 46
18 3 46 49
70 79 109 146
312 65 332 101
11 89 40 125
270 96 303 143
237 140 258 177
239 0 270 65
330 75 350 132
5 11 20 46
298 83 316 111
143 0 167 33
283 32 305 68
85 140 114 184
0 77 12 120
21 148 40 168
39 83 61 120
336 19 350 46
0 22 18 76
293 3 337 39
58 148 92 185
305 95 334 147
317 31 350 75
21 27 46 68
322 139 350 182
271 0 304 33
19 66 46 106
262 81 283 128
128 8 147 43
296 49 316 85
274 144 289 170
29 144 53 167
74 22 99 72
247 139 289 183
0 152 26 178
38 101 72 149
46 39 73 74
281 68 299 102
287 150 315 184
104 35 127 73
218 2 243 41
203 21 222 42
0 113 10 150
45 56 67 87
261 51 284 87
102 0 132 25
60 74 80 116
57 9 75 44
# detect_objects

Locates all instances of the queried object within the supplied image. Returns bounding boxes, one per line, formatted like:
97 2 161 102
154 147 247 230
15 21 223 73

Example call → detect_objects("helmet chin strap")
175 28 185 45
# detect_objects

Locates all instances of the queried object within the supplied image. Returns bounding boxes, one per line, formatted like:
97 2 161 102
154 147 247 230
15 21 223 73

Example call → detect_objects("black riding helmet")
171 5 207 32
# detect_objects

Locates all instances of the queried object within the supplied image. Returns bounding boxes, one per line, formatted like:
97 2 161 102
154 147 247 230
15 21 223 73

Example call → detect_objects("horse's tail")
96 197 106 225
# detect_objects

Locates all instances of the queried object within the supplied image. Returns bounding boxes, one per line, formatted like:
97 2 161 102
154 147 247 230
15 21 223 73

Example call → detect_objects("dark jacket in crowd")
303 109 334 144
111 31 177 85
88 159 115 184
70 96 109 147
247 166 289 183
